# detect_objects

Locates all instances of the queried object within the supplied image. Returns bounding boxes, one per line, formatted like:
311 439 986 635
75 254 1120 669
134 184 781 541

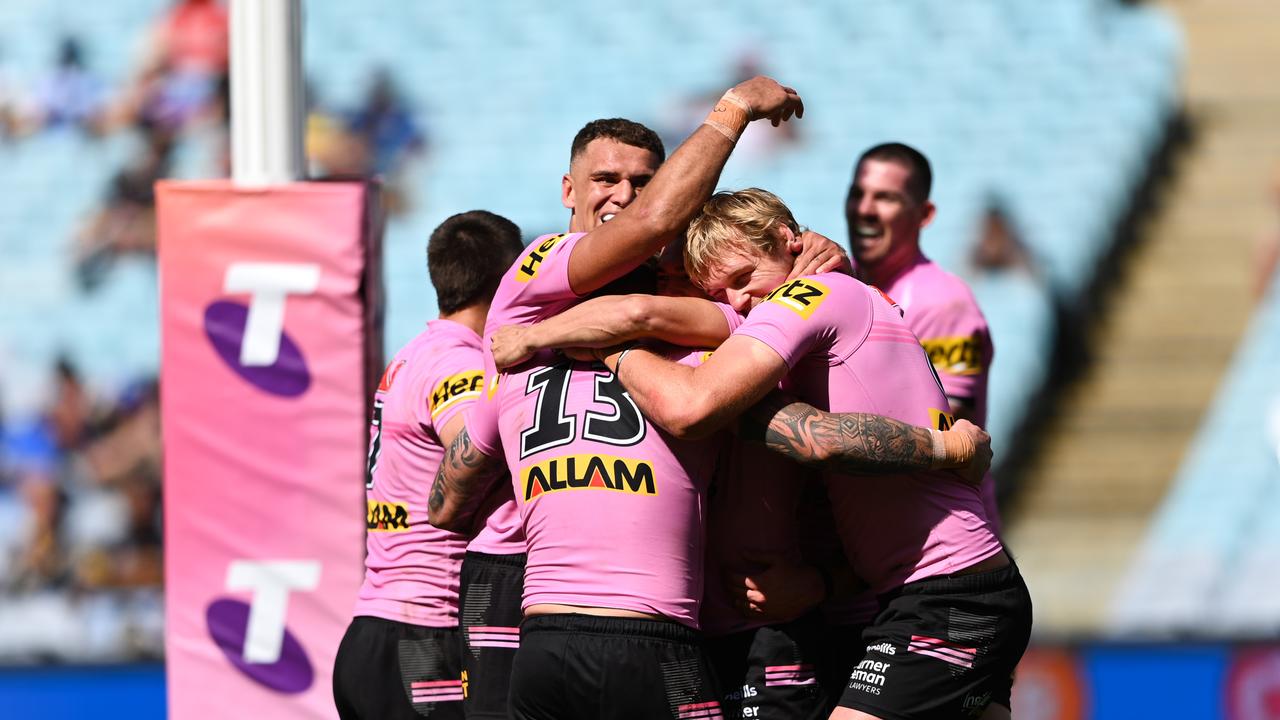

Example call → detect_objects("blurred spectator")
146 0 229 78
343 68 426 214
76 473 162 590
48 357 95 452
0 43 27 140
305 81 369 178
346 69 426 177
109 62 225 137
107 0 228 135
73 129 174 289
1254 163 1280 300
80 381 161 490
29 37 107 135
6 473 71 594
970 199 1039 279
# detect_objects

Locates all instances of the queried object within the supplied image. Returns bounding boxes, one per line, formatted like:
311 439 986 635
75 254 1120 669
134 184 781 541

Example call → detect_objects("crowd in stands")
1 0 427 290
0 359 163 661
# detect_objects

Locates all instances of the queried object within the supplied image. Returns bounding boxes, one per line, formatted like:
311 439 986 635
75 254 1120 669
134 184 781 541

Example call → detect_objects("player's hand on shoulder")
729 76 804 127
490 325 534 369
788 230 852 281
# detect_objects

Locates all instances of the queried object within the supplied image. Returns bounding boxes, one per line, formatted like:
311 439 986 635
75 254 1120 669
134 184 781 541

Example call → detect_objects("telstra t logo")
203 262 320 397
206 560 321 693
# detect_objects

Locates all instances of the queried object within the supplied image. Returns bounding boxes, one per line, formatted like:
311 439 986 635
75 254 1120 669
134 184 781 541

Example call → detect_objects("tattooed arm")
738 391 991 481
428 425 505 532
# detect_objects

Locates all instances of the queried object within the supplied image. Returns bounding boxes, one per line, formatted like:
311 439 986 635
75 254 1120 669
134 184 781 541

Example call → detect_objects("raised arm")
567 77 803 295
428 426 505 532
490 295 732 369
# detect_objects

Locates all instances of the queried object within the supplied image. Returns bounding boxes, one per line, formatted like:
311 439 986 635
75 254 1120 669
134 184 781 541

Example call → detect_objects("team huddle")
333 77 1032 720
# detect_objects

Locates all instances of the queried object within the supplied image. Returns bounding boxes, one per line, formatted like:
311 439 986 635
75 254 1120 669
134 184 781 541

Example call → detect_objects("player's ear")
780 225 803 255
918 200 937 230
561 173 575 211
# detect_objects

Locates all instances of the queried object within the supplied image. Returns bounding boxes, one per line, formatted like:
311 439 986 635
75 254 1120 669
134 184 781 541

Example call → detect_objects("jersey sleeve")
912 299 991 401
714 301 745 333
418 342 486 433
732 275 869 368
502 233 586 323
462 371 503 457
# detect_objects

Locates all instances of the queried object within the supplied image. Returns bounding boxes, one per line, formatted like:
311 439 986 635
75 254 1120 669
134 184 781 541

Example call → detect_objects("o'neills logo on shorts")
921 334 985 376
522 454 656 501
367 500 410 531
765 278 829 319
430 370 484 419
516 234 568 283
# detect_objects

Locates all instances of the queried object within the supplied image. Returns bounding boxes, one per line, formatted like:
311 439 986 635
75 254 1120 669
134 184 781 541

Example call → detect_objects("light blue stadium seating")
1110 270 1280 636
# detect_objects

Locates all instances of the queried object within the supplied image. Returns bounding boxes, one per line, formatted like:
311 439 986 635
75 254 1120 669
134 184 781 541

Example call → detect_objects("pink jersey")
733 272 1003 596
355 319 484 626
467 233 719 626
464 232 587 555
879 254 1000 530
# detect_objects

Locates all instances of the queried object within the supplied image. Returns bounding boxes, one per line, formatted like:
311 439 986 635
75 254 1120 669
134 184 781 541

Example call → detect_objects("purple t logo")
206 560 321 693
203 263 319 397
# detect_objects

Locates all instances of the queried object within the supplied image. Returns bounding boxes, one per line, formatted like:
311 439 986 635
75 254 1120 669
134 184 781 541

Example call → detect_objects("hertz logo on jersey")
929 408 956 431
367 500 410 531
522 454 656 502
430 370 484 419
516 233 568 283
921 334 985 376
765 278 829 319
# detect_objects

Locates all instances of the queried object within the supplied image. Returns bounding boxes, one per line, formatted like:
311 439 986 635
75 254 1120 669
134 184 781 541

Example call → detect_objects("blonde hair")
684 188 801 285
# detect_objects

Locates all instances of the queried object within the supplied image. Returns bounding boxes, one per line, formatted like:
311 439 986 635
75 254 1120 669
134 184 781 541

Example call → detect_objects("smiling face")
562 139 662 233
844 158 935 272
698 227 800 313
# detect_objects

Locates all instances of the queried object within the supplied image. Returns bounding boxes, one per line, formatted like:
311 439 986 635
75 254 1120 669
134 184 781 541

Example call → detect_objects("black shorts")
458 551 525 720
706 613 833 720
818 621 867 705
837 560 1033 720
333 616 464 720
510 614 722 720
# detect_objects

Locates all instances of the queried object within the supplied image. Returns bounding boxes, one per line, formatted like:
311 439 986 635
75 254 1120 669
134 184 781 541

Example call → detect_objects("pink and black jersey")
733 272 1002 596
465 232 587 555
466 233 719 627
879 254 1000 530
355 319 484 627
